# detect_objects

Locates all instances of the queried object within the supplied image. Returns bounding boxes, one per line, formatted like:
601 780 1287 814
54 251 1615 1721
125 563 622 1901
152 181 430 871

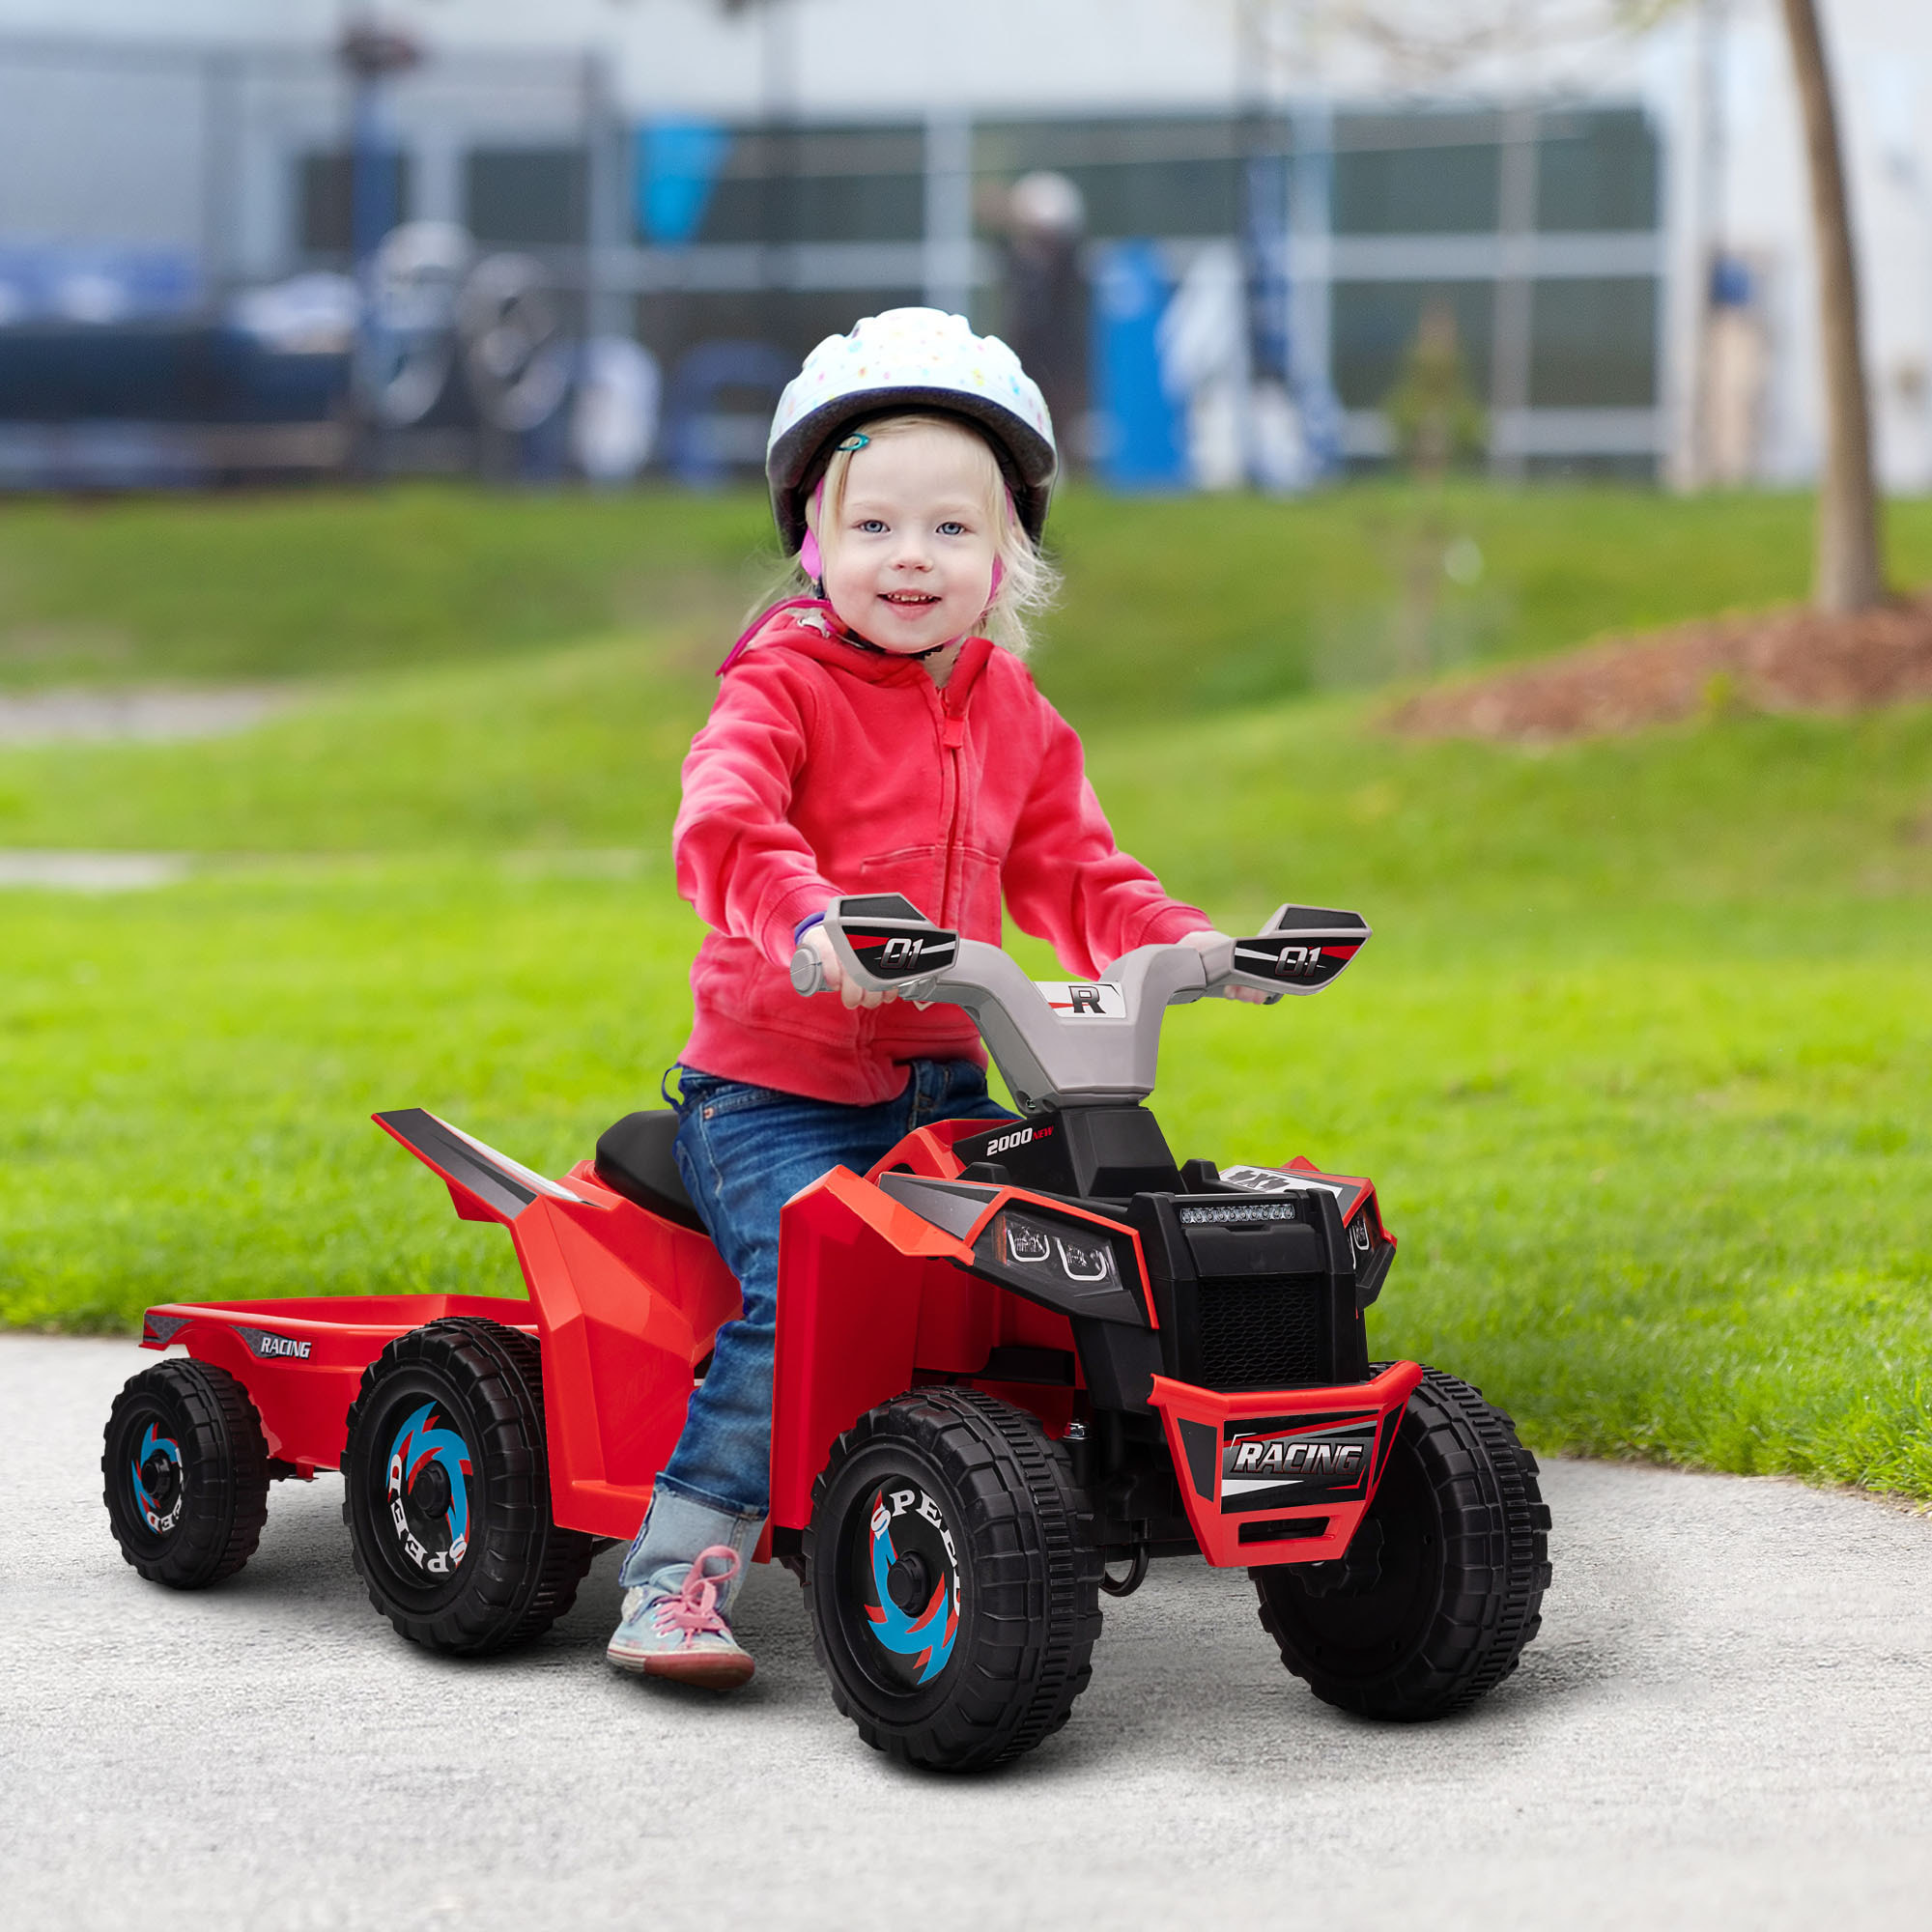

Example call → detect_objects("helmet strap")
844 633 955 662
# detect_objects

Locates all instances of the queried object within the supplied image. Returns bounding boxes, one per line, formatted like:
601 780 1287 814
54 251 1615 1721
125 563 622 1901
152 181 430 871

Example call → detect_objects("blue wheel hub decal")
862 1484 959 1685
384 1403 472 1574
130 1422 184 1535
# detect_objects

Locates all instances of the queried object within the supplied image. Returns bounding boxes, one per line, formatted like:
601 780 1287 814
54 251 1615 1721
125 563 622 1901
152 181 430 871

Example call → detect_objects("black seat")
593 1110 708 1232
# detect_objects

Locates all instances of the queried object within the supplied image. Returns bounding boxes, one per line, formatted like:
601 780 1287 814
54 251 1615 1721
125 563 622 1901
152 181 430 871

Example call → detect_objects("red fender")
766 1165 976 1532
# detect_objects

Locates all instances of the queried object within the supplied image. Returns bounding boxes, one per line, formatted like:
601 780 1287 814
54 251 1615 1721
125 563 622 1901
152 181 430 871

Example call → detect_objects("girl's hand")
1178 928 1271 1004
802 923 900 1010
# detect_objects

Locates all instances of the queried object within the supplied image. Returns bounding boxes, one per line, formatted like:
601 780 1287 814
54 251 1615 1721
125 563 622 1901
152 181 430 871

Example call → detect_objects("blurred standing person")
1002 172 1090 472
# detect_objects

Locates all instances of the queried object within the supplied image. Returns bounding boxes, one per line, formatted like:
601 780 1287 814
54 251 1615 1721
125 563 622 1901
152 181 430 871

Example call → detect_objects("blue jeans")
659 1059 1015 1520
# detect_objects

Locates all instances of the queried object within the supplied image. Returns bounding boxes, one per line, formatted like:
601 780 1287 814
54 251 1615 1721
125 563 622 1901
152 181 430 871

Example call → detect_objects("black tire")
1253 1367 1551 1720
102 1358 270 1589
805 1387 1103 1773
341 1316 595 1656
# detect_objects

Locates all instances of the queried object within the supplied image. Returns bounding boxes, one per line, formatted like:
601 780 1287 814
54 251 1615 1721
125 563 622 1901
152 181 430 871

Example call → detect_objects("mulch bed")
1384 592 1932 743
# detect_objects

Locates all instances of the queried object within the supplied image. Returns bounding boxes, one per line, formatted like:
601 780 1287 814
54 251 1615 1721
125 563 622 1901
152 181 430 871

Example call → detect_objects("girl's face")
815 425 1000 655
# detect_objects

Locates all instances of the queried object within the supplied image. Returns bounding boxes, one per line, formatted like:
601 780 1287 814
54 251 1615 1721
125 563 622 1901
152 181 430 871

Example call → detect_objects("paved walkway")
7 1334 1931 1930
0 686 287 745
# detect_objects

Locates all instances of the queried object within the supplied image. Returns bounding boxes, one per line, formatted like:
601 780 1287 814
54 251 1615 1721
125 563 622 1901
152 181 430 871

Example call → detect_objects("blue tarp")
633 120 733 246
1091 241 1185 491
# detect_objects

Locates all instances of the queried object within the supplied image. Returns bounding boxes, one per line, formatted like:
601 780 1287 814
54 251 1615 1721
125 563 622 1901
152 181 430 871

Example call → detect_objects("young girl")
608 307 1239 1688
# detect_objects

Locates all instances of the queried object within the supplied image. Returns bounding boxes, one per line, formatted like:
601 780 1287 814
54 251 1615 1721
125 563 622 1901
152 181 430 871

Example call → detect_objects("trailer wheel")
1253 1367 1551 1720
342 1317 595 1656
805 1388 1102 1772
102 1358 270 1589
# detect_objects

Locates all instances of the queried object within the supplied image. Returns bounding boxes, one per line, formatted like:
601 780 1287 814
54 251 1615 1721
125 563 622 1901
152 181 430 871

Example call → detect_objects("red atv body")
104 899 1549 1770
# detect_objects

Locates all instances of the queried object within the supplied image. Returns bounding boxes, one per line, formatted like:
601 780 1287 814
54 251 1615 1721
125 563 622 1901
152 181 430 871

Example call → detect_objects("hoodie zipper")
936 684 968 926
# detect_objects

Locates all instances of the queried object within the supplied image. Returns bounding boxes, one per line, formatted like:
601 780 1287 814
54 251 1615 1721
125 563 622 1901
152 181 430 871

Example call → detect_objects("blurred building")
0 0 1923 493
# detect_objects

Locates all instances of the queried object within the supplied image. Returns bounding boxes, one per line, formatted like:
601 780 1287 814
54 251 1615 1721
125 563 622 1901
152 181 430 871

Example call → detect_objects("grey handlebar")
787 895 1367 1114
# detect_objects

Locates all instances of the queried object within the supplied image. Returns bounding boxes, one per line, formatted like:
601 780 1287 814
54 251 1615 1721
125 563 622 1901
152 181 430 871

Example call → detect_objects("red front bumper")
1148 1360 1424 1568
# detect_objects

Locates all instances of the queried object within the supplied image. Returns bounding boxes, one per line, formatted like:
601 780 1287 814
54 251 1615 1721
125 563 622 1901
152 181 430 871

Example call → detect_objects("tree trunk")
1779 0 1885 611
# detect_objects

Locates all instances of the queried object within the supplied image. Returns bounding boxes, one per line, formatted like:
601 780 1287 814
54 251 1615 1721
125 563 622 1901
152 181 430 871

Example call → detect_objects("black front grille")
1193 1277 1325 1390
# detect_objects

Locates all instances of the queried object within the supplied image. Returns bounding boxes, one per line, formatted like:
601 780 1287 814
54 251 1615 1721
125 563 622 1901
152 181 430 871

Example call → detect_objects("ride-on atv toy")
104 895 1550 1770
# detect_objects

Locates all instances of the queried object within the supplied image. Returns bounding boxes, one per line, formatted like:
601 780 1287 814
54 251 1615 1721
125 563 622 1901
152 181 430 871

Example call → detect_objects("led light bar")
1177 1202 1300 1225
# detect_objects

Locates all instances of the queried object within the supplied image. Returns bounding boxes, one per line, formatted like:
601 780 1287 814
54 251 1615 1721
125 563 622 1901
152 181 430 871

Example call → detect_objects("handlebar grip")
789 946 827 996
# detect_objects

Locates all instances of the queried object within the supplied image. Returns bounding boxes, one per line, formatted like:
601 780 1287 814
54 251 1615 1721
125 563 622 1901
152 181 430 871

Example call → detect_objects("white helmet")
765 307 1058 554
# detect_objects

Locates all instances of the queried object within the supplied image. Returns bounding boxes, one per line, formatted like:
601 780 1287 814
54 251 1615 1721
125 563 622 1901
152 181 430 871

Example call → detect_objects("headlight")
1004 1217 1053 1265
1054 1233 1113 1283
999 1209 1117 1287
969 1207 1150 1325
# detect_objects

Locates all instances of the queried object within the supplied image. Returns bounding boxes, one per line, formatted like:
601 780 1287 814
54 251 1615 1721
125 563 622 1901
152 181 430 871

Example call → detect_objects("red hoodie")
672 611 1208 1104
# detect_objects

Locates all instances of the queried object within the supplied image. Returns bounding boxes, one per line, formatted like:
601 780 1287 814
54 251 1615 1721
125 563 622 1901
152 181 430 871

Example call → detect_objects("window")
1333 115 1502 235
696 126 924 244
976 116 1255 241
465 148 587 247
1528 278 1658 407
298 151 413 255
1330 281 1496 411
1536 110 1659 233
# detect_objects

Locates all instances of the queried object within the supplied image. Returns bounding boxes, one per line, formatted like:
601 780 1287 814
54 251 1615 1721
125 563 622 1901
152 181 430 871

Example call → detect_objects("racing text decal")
233 1325 313 1361
1219 1414 1380 1515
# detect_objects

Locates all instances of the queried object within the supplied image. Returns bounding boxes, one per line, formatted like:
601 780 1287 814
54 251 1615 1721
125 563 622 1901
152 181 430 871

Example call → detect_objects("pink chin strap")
800 475 829 582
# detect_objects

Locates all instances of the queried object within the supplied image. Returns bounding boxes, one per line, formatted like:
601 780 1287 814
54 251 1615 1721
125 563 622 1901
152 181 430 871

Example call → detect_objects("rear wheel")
342 1316 595 1655
806 1388 1103 1772
102 1359 270 1588
1253 1367 1551 1720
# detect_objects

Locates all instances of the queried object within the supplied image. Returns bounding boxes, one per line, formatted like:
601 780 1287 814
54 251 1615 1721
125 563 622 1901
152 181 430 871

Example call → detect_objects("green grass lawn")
3 483 1930 1497
9 479 1932 722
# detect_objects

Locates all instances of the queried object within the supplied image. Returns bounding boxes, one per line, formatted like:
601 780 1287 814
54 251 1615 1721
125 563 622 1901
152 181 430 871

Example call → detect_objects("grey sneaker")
607 1545 753 1689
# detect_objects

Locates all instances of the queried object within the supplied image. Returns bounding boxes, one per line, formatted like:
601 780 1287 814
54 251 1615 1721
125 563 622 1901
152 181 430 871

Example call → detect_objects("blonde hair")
782 411 1059 658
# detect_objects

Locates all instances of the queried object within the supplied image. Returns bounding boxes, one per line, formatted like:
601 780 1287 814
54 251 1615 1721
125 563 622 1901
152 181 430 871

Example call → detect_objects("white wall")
0 54 209 247
0 1 1253 113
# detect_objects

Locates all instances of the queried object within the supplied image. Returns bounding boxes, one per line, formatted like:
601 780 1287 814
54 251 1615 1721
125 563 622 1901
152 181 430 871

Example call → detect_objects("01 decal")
1218 1412 1380 1515
842 924 959 980
858 1482 960 1688
1232 935 1360 986
384 1403 472 1574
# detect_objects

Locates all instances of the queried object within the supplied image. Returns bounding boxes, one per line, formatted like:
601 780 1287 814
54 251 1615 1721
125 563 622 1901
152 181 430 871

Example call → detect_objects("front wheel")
1253 1367 1551 1720
342 1317 595 1656
102 1358 270 1588
806 1388 1103 1772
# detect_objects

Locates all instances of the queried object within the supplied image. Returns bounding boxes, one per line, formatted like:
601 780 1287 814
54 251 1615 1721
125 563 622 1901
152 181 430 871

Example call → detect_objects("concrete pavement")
6 1333 1931 1930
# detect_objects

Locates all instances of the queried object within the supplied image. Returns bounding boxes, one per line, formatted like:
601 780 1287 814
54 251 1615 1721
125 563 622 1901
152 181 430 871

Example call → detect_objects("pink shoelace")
652 1544 743 1644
